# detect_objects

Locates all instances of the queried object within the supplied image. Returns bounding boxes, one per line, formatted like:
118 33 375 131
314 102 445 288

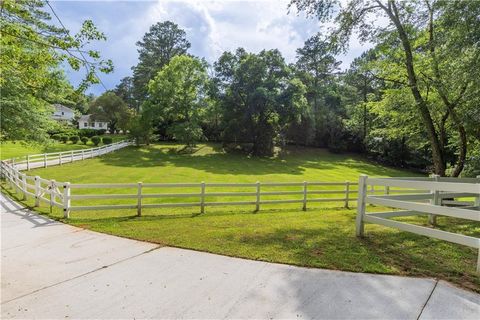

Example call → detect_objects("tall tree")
114 76 137 110
132 21 191 103
214 49 307 156
143 55 209 147
294 34 342 147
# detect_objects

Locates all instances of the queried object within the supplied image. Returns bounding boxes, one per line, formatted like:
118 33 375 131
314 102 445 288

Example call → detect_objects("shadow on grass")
97 143 415 177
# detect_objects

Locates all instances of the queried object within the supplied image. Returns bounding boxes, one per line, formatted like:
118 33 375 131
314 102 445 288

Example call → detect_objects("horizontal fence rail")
355 174 480 272
5 140 132 171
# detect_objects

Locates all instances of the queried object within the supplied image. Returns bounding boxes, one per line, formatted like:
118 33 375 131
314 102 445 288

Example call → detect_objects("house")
52 104 75 123
78 114 108 130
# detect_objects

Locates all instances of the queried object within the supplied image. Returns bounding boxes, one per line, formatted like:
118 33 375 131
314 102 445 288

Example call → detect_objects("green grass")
2 142 479 292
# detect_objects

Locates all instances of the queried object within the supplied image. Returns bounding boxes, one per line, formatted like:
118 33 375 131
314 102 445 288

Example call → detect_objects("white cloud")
144 0 323 63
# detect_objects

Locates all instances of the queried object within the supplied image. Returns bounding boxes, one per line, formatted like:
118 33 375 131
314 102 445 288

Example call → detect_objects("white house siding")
52 104 75 123
78 115 108 130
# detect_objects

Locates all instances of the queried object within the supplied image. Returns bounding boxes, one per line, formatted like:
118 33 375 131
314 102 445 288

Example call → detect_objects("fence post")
34 176 40 207
302 181 307 211
14 168 20 194
200 181 206 214
255 181 261 212
63 182 71 218
429 174 440 225
27 155 30 171
475 175 480 208
81 150 85 160
344 181 350 208
44 154 47 168
477 250 480 273
50 179 56 213
356 175 368 237
137 182 142 216
22 175 27 200
70 151 74 163
59 152 62 165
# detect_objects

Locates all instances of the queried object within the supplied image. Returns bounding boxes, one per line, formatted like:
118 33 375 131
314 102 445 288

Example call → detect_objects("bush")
91 136 101 146
69 135 80 144
102 136 113 145
51 134 61 141
80 137 89 145
97 129 107 135
60 135 69 143
79 129 98 138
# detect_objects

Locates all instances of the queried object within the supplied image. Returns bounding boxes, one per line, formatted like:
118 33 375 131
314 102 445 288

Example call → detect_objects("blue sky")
49 0 371 95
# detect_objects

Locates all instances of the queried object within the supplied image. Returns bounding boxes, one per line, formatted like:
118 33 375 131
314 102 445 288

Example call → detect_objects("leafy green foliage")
91 136 101 146
69 136 80 144
214 49 307 156
144 55 209 147
79 129 98 138
80 137 89 145
127 114 153 146
102 136 112 145
89 92 131 133
60 135 69 143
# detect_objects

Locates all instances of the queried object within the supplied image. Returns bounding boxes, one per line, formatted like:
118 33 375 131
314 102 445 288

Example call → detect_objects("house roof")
53 104 75 113
78 114 105 123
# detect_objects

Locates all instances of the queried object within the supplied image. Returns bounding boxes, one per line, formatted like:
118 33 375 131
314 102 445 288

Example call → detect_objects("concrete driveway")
1 193 479 319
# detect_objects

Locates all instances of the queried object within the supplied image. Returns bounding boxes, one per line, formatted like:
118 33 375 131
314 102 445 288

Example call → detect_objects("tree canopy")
144 55 209 147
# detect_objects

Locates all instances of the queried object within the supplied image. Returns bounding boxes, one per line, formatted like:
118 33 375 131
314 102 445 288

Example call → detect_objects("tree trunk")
427 3 468 177
384 1 446 175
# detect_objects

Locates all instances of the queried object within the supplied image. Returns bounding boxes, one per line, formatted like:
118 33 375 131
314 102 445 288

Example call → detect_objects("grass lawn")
2 142 479 292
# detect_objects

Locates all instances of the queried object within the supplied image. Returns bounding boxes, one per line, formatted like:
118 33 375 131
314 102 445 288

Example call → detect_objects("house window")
90 122 95 128
61 112 64 115
84 122 88 127
99 122 103 127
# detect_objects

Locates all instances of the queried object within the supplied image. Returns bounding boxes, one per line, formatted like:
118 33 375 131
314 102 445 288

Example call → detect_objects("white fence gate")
355 175 480 271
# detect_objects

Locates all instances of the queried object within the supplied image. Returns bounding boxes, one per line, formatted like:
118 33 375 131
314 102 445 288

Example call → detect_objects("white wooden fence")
7 140 132 170
355 175 480 271
1 163 362 218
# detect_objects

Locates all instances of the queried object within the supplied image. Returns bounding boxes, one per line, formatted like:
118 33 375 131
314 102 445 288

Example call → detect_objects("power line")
1 30 92 56
45 0 109 91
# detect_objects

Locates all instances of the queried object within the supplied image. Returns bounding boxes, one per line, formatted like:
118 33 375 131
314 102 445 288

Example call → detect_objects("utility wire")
1 30 93 56
45 0 109 91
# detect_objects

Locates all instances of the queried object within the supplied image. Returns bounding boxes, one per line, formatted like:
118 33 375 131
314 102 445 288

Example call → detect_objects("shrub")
51 134 61 141
97 129 107 135
60 135 69 143
79 129 98 138
102 136 113 145
80 137 89 145
69 135 80 144
91 136 101 146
